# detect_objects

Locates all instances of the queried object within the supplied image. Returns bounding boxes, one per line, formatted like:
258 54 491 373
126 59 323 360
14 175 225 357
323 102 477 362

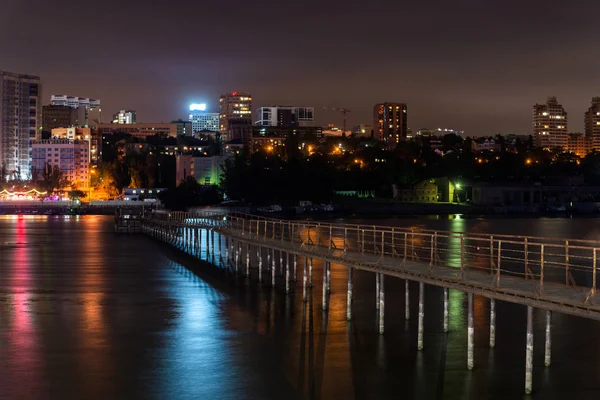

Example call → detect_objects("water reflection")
1 216 600 399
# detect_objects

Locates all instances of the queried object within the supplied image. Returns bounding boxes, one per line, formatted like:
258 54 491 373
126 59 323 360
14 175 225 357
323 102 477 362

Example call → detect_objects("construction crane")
322 107 351 136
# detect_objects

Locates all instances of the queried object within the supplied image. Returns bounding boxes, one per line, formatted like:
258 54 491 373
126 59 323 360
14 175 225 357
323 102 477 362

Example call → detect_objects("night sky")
2 0 600 135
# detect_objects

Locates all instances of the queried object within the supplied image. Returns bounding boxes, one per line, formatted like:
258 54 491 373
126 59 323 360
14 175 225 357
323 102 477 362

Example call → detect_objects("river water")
1 215 600 399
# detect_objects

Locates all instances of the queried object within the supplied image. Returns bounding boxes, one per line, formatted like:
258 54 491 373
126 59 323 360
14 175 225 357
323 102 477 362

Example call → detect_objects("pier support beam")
467 292 474 370
258 247 263 282
405 280 410 320
280 251 284 281
212 230 216 263
322 261 328 310
285 253 290 294
235 241 239 274
271 249 276 287
225 238 229 267
246 243 250 277
490 299 496 348
303 257 308 302
525 306 534 394
293 254 298 282
375 272 380 310
309 258 313 288
418 282 424 350
443 288 449 333
545 310 552 367
347 267 353 320
379 274 385 334
326 262 331 294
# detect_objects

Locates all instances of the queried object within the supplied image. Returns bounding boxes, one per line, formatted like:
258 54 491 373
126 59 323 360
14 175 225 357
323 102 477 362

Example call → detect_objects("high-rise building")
533 96 568 149
50 95 101 127
585 97 600 152
112 109 136 124
31 138 89 188
373 102 407 149
0 71 42 180
219 92 252 143
189 104 219 134
255 106 315 127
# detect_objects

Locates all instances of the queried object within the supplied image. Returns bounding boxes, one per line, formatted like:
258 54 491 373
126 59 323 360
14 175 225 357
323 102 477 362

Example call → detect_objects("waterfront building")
31 138 89 188
0 70 42 180
255 106 315 127
533 96 568 149
584 97 600 152
112 109 136 124
219 92 252 143
373 102 407 149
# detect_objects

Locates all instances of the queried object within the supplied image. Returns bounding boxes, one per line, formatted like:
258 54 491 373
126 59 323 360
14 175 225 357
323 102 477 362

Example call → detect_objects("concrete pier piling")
418 282 424 350
376 272 380 310
246 243 250 278
326 262 331 294
285 252 290 294
303 257 308 302
293 254 298 282
525 306 534 394
467 292 474 370
490 298 496 348
322 262 328 310
405 280 410 320
545 310 552 367
443 288 449 333
271 249 276 287
379 274 385 334
309 258 313 288
347 267 353 320
258 247 263 283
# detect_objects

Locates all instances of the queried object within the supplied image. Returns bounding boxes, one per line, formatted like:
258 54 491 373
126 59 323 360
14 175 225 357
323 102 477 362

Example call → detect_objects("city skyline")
3 1 600 134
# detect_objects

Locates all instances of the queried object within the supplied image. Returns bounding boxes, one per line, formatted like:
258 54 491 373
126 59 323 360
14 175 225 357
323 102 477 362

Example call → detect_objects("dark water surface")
1 215 600 399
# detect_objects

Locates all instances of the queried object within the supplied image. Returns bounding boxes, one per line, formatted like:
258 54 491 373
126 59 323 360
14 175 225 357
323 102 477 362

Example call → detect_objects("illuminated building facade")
189 104 219 134
219 92 252 143
533 96 567 149
31 139 89 188
51 127 101 167
0 71 42 180
373 102 407 149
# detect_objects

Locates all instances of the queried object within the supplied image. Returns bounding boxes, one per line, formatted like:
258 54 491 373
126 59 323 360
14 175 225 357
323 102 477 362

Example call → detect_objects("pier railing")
157 210 599 306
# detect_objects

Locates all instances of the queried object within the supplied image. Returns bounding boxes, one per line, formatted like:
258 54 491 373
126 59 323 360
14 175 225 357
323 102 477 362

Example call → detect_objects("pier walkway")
142 210 600 394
